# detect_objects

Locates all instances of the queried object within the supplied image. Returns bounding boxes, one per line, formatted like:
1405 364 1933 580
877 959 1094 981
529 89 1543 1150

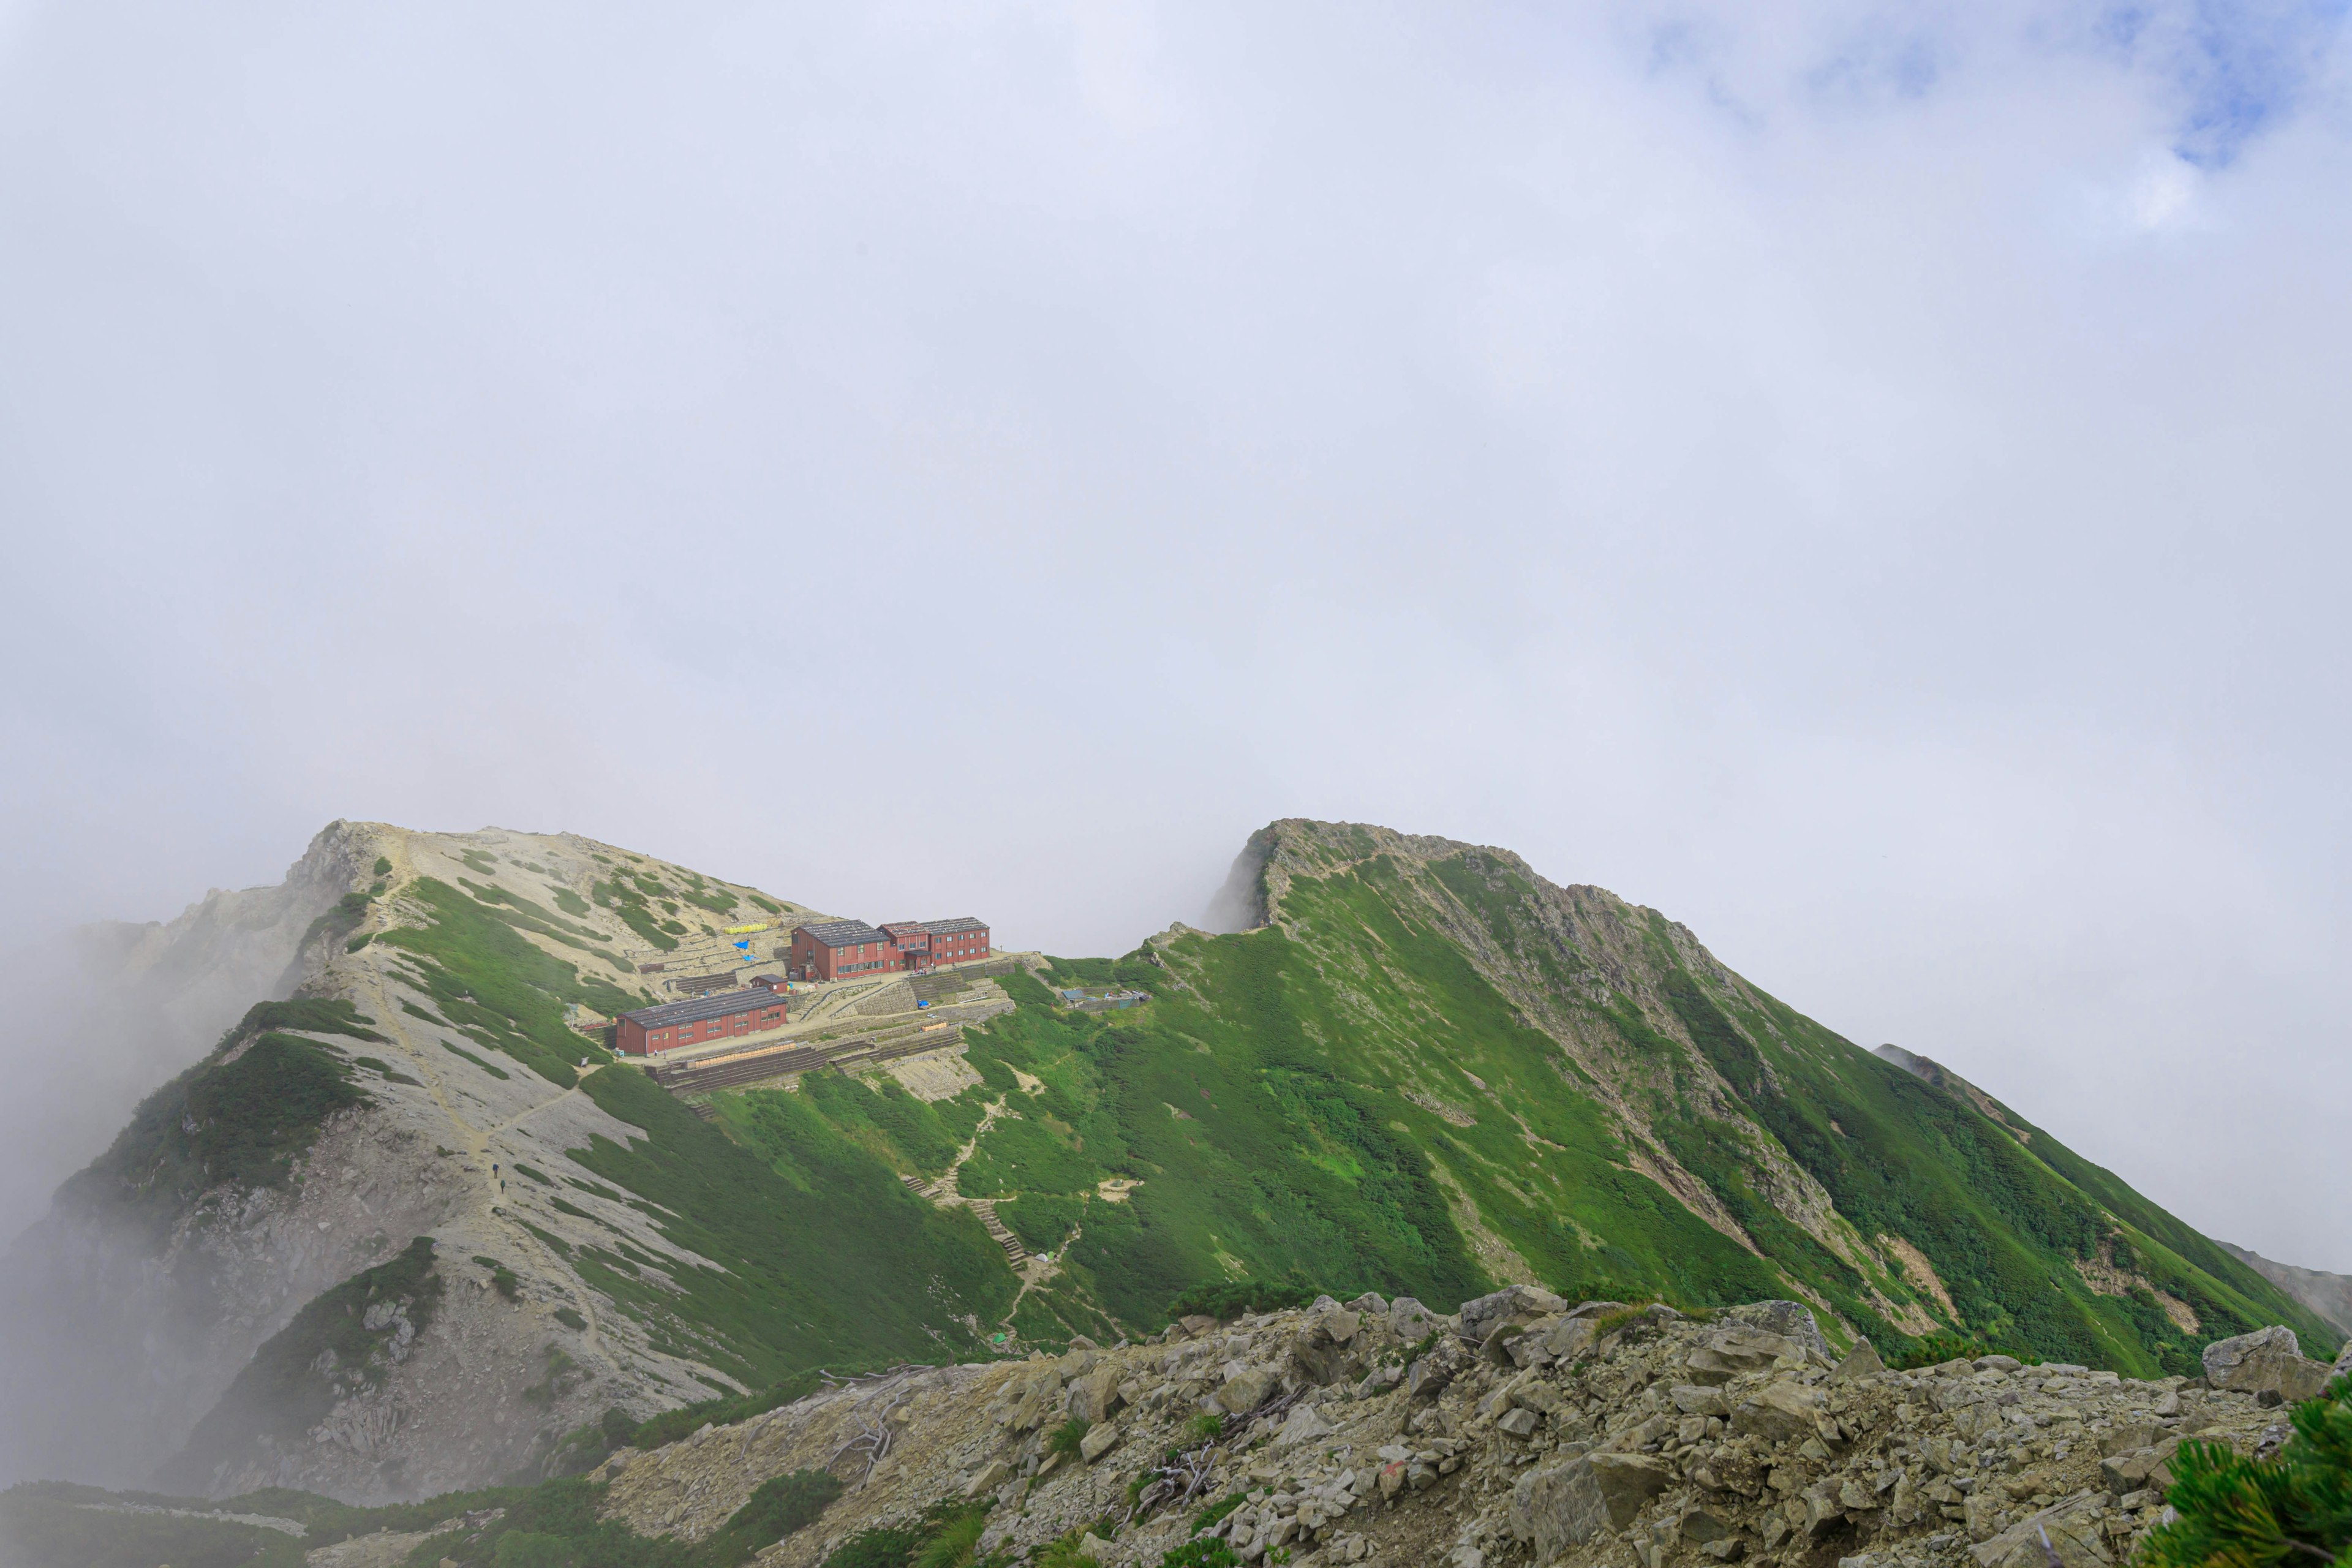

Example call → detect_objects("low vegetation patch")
61 1030 369 1232
377 878 639 1085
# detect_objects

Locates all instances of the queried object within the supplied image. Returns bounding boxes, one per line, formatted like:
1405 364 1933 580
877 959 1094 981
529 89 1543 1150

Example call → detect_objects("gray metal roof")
621 987 790 1030
916 916 987 935
795 919 888 949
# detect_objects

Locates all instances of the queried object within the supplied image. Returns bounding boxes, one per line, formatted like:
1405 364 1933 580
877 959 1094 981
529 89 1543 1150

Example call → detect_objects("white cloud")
0 0 2348 1272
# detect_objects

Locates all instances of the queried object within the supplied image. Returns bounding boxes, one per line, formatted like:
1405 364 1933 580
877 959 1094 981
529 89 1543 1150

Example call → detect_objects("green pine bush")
2141 1374 2352 1568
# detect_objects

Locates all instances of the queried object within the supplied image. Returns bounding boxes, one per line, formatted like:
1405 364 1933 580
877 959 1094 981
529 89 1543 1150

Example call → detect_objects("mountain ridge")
0 815 2332 1507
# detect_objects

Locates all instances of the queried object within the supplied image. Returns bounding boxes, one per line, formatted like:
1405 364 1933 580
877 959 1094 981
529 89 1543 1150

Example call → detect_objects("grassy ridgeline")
766 846 2339 1373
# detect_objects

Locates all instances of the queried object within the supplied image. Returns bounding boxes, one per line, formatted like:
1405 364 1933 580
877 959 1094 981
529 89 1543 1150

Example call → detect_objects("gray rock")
2098 1422 2166 1458
1272 1403 1336 1449
1669 1384 1732 1418
1078 1422 1120 1463
1833 1340 1887 1382
1719 1301 1829 1359
2100 1437 2182 1495
1510 1452 1675 1562
1732 1379 1826 1442
1678 1507 1734 1544
1346 1291 1390 1316
2204 1326 2332 1402
2335 1340 2352 1381
1065 1365 1126 1423
1540 1315 1599 1362
1389 1297 1445 1341
1460 1284 1569 1344
1509 1378 1567 1416
1686 1327 1809 1385
1974 1355 2023 1373
990 1362 1064 1431
1969 1495 2112 1568
1496 1406 1541 1438
1216 1366 1280 1414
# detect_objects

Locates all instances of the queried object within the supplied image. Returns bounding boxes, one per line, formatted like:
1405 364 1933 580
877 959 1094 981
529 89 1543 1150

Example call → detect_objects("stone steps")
897 1177 1027 1264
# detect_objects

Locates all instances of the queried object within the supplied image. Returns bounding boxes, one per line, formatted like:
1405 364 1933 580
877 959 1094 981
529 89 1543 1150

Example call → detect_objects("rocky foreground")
569 1291 2352 1568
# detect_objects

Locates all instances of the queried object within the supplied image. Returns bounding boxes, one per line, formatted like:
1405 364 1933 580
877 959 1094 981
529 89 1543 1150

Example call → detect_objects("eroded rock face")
2203 1325 2332 1402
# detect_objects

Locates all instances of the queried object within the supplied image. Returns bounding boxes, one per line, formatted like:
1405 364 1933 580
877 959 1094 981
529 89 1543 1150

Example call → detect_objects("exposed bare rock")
565 1293 2300 1568
2201 1325 2333 1402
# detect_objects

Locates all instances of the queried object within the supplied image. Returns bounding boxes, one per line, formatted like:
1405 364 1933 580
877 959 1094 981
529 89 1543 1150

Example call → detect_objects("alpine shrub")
2140 1374 2352 1568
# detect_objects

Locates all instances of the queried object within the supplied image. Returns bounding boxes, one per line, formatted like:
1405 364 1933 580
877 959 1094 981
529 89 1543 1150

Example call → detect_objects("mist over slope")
0 816 2329 1509
0 823 1017 1501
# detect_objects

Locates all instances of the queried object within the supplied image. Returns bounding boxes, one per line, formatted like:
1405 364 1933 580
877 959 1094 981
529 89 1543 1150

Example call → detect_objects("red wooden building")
785 916 992 981
614 978 788 1056
908 916 990 968
786 919 897 982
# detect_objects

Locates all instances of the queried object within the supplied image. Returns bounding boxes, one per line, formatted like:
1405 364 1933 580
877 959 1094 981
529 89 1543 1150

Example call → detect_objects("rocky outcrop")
2201 1325 2334 1403
579 1293 2309 1568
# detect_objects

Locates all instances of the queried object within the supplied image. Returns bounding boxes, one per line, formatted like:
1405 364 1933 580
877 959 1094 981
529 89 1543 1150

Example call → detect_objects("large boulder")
1460 1284 1568 1344
1831 1340 1887 1382
1668 1384 1731 1418
1289 1309 1368 1386
1686 1327 1810 1385
1510 1451 1672 1562
1065 1364 1126 1423
1970 1495 2113 1568
1730 1379 1826 1443
1719 1300 1829 1360
1389 1297 1446 1341
2203 1326 2332 1402
1215 1366 1281 1415
2335 1340 2352 1382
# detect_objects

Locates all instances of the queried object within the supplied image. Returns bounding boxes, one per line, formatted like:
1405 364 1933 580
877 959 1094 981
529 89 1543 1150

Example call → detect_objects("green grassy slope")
758 822 2332 1376
1213 826 2340 1373
555 1066 1016 1388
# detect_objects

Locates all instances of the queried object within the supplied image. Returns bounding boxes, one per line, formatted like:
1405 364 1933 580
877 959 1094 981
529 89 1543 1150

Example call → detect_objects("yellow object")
723 922 770 934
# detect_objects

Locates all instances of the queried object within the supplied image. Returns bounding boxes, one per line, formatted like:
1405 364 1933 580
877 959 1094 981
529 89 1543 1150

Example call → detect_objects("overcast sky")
2 1 2347 1272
